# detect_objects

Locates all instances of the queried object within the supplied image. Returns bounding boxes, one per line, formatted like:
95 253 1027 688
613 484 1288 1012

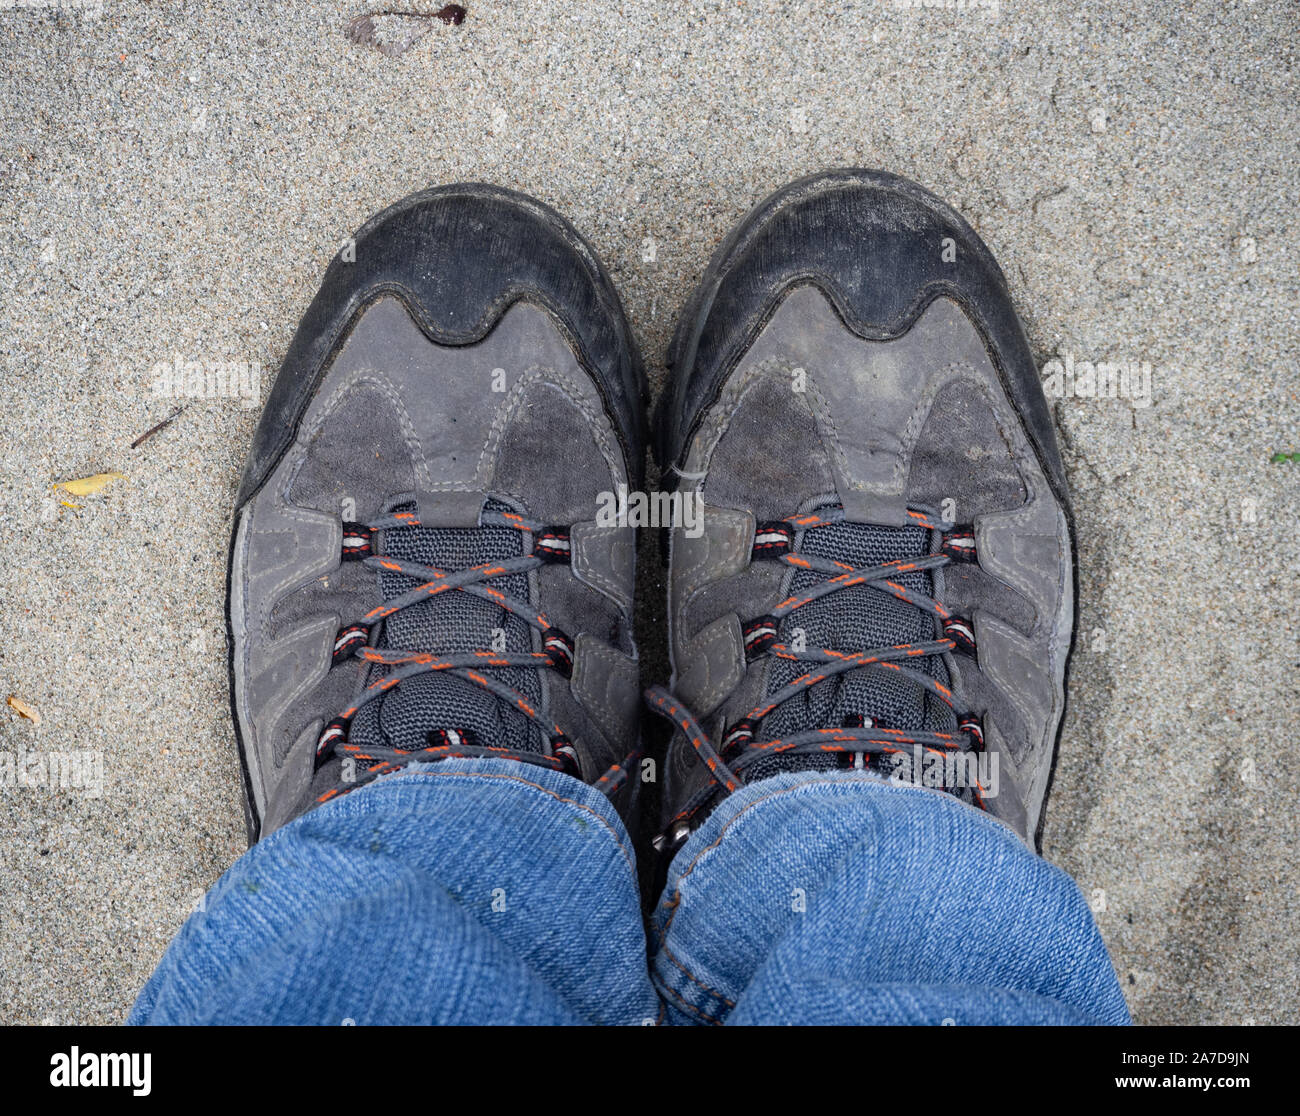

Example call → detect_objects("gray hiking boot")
651 169 1074 856
227 184 646 842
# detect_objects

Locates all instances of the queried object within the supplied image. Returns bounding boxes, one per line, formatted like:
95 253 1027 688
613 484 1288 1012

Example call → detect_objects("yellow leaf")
52 471 126 497
59 500 82 510
7 696 41 726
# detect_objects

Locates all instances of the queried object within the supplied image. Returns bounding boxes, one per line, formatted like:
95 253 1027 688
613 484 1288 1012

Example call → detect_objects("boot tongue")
747 508 956 781
348 500 547 757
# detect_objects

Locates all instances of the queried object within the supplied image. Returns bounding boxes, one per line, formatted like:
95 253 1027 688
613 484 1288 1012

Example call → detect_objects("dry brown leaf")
7 696 41 726
52 471 126 497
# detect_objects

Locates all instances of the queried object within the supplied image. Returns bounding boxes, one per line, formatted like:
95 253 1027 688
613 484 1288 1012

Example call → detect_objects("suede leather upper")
228 187 645 842
661 171 1075 850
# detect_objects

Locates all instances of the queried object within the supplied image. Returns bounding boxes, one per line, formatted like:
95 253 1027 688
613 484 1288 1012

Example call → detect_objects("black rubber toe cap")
661 168 1066 505
237 183 647 508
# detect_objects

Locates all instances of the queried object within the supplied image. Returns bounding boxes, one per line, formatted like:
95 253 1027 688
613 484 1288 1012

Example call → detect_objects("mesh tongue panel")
349 499 546 756
747 509 956 781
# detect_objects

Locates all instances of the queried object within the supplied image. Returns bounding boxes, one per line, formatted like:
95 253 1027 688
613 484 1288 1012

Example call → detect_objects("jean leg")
131 758 659 1025
651 773 1129 1026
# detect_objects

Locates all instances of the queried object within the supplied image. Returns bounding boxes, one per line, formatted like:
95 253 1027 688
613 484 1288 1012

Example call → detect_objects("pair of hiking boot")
227 169 1075 866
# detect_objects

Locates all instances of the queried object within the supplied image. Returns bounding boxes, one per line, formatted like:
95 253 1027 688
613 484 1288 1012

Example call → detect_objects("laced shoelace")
314 507 634 805
646 506 987 843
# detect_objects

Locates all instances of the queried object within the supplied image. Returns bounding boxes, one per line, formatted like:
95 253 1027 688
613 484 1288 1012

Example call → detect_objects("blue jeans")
130 759 1129 1025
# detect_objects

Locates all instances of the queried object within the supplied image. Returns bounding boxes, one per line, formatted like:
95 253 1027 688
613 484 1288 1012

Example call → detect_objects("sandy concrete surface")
1 0 1296 1024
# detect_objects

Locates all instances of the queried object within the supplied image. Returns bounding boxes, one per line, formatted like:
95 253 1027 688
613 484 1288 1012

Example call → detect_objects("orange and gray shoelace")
315 508 634 804
646 506 987 842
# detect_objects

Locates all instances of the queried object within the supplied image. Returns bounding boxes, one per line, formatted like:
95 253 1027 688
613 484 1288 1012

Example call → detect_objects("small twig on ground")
131 405 187 450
